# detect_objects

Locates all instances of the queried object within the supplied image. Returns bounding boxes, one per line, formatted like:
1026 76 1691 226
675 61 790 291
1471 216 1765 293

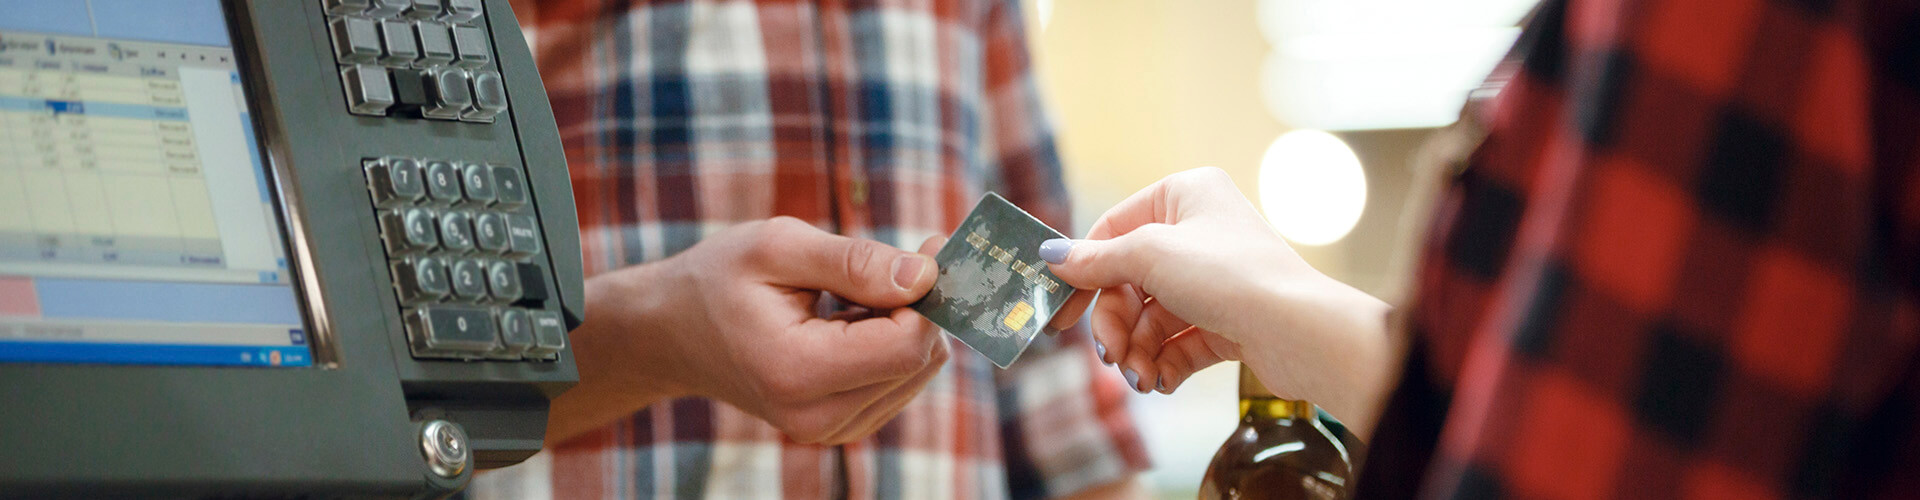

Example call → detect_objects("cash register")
0 0 585 497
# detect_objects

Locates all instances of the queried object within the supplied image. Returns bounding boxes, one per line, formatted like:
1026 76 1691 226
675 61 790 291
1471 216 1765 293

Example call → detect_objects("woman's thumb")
1039 234 1155 291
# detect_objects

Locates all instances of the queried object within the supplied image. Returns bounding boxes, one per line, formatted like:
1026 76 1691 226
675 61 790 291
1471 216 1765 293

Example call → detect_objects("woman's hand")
1041 168 1393 434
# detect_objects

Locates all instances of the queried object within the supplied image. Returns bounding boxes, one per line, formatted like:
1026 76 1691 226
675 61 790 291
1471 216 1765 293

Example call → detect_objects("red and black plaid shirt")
1357 0 1920 498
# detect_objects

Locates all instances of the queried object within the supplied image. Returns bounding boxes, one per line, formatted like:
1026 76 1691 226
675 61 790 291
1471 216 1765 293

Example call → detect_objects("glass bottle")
1198 365 1356 500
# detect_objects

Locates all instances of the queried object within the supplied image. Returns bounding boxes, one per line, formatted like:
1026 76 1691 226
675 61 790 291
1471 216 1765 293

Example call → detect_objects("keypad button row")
324 0 484 25
407 306 566 360
378 207 543 258
367 157 528 209
331 18 489 70
392 255 534 304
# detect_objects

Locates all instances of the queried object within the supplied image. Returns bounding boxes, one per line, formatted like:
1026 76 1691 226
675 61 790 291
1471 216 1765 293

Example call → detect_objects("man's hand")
550 217 950 445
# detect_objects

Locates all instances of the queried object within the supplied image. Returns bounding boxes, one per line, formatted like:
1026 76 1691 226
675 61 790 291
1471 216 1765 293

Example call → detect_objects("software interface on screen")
0 0 313 367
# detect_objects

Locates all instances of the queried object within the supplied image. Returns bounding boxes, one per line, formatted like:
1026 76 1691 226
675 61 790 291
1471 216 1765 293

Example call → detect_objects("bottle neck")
1237 364 1314 421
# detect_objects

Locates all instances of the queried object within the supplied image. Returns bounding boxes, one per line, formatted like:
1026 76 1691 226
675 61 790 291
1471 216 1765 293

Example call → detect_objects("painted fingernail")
1095 341 1108 362
1123 369 1141 393
1155 376 1167 393
1039 238 1073 265
892 255 929 289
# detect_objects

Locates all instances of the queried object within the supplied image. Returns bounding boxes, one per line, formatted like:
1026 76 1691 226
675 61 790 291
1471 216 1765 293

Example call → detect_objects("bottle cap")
1238 363 1277 398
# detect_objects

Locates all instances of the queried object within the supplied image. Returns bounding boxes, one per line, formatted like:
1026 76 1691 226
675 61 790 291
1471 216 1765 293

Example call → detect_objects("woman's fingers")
1119 298 1192 393
1089 284 1144 367
1150 327 1240 393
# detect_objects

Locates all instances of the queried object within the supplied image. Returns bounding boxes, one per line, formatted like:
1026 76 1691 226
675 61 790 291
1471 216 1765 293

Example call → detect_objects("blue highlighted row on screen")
0 341 311 367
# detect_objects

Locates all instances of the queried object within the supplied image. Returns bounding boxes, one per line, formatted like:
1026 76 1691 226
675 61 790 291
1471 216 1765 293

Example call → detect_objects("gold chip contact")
1002 301 1036 331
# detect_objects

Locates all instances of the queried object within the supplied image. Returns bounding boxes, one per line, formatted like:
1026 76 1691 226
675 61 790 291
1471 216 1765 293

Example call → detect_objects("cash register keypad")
364 156 560 361
323 0 506 123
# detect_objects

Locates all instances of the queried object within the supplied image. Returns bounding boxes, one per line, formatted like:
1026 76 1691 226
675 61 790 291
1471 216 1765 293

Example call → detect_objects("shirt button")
851 179 869 205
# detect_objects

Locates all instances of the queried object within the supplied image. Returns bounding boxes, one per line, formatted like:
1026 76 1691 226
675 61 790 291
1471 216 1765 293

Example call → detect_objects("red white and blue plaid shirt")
473 1 1149 498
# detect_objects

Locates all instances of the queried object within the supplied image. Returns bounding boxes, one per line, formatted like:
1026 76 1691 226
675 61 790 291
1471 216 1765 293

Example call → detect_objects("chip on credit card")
912 193 1074 368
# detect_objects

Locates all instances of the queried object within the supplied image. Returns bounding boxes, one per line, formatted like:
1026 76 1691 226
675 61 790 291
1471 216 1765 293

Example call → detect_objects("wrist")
545 262 690 443
1249 272 1393 438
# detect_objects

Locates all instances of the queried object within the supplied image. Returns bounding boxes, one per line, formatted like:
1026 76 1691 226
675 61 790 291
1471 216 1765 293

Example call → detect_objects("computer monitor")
0 0 315 368
0 1 586 496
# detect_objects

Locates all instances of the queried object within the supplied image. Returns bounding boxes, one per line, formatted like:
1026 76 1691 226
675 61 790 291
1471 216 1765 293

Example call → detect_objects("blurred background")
1015 0 1537 497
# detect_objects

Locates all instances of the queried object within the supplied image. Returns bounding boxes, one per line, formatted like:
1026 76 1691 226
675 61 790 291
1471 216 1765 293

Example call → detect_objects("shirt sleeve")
975 1 1152 498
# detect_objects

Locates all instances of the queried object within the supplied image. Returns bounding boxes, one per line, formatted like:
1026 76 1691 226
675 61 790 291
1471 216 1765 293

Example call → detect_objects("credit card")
912 193 1073 368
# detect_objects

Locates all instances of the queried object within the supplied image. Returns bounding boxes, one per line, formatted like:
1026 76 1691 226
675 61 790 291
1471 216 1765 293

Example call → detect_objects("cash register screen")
0 0 314 368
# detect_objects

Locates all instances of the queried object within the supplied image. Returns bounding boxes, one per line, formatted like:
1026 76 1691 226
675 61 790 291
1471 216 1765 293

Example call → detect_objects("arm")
1042 168 1398 439
545 218 950 445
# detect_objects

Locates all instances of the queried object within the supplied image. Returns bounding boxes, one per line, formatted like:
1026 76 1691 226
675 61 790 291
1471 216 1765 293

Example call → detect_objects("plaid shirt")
1358 0 1920 498
472 1 1149 499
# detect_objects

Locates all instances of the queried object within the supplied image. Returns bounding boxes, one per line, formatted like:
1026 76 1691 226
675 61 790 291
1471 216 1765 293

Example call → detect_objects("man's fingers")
917 235 945 256
789 307 943 394
758 217 935 309
816 340 948 444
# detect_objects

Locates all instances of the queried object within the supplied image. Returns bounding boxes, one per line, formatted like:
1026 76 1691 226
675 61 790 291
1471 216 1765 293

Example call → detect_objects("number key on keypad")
449 258 487 300
460 162 496 206
486 260 522 302
367 157 425 207
473 211 508 254
380 207 439 254
439 211 475 253
424 160 463 204
393 256 450 304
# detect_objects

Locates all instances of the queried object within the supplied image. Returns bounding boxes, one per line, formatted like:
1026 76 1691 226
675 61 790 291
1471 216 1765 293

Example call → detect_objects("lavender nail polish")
1123 369 1140 392
1039 238 1073 265
1095 341 1108 362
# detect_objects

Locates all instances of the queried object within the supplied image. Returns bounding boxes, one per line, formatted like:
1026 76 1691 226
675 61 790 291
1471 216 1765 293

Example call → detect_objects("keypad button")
380 208 439 254
405 0 444 20
451 25 491 69
340 64 394 116
449 258 487 300
393 256 450 304
424 160 462 204
486 260 522 302
505 214 542 258
527 310 567 359
463 69 508 123
423 67 471 120
439 211 475 253
514 262 549 306
329 17 382 65
445 0 483 23
497 308 534 356
473 211 509 254
406 306 498 356
491 165 528 207
323 0 372 16
378 20 419 67
459 163 496 206
415 21 456 67
391 67 429 113
366 157 425 207
368 0 410 18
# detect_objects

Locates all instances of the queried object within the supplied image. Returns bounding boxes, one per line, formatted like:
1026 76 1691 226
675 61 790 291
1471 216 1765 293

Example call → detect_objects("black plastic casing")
0 1 584 497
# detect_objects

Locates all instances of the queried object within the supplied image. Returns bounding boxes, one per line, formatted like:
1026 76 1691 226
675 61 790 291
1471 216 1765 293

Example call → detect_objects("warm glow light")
1256 0 1536 130
1258 130 1367 246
